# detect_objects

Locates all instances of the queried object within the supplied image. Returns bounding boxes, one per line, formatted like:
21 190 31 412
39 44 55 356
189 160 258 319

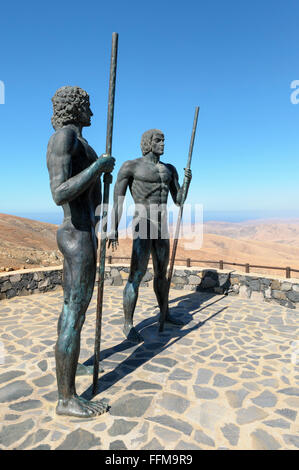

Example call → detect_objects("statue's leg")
123 237 151 342
152 239 184 327
55 228 108 417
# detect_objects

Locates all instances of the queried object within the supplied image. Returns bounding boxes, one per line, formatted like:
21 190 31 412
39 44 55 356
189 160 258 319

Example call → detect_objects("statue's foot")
162 312 184 326
123 324 143 343
56 395 109 418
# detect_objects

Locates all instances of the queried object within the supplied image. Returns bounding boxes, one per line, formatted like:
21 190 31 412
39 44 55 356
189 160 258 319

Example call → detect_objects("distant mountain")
0 213 61 271
112 219 299 278
1 213 299 278
203 219 299 246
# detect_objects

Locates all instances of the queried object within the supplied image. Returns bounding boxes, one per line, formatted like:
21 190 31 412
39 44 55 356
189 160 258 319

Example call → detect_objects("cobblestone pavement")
0 286 298 450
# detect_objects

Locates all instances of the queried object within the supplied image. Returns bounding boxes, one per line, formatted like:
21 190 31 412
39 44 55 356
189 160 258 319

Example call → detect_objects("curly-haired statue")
109 130 192 343
51 86 91 130
46 86 115 417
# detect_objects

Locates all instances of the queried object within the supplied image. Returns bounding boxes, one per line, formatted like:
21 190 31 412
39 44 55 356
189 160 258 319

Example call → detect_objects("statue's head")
51 86 93 130
140 129 164 156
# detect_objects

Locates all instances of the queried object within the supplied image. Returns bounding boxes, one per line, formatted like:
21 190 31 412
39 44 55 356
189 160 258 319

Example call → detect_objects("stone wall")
0 266 63 300
1 264 299 310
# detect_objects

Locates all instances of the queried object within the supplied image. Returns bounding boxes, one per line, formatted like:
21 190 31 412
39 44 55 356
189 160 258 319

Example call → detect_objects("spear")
159 106 199 332
92 32 118 395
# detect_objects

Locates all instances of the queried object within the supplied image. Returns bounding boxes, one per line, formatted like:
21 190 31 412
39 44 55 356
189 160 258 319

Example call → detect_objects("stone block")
19 288 31 297
239 285 251 298
260 278 271 287
286 290 299 303
172 276 186 285
111 268 121 277
10 274 22 284
272 290 287 301
1 281 12 293
33 272 45 282
112 276 123 287
173 269 187 277
271 280 281 290
218 274 230 286
28 280 37 290
38 278 51 289
281 282 292 292
232 284 239 294
188 275 201 285
264 287 271 299
6 289 16 299
247 280 260 291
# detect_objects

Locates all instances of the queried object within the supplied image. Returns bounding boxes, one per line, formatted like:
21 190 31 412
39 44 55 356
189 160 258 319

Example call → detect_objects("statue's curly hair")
51 86 90 130
140 129 163 155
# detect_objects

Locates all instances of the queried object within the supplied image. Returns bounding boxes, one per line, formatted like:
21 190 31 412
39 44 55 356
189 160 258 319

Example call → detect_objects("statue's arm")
110 161 133 237
47 129 106 206
168 164 192 206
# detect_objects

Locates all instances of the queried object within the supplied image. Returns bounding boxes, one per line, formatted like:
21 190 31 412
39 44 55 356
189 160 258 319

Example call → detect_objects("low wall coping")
1 263 299 283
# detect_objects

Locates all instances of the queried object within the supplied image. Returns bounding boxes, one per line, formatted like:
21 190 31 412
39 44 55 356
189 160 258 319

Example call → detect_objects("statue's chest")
72 140 97 175
135 163 171 185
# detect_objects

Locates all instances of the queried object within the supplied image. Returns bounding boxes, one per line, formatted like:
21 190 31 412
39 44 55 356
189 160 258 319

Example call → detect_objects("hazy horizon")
2 209 299 226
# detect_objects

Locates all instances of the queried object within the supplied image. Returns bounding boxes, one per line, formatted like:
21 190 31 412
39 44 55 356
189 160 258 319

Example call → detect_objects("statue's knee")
129 270 145 287
135 273 145 287
56 331 73 355
154 273 167 283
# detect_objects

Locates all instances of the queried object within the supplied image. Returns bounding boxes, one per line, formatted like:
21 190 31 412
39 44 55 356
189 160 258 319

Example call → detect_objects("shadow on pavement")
82 291 227 399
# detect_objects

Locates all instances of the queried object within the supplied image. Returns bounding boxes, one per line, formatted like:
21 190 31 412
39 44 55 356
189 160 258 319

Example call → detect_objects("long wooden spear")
159 106 199 332
92 32 118 395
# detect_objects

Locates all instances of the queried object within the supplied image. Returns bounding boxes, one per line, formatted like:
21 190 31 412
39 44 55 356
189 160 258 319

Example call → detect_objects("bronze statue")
47 86 115 417
109 129 192 343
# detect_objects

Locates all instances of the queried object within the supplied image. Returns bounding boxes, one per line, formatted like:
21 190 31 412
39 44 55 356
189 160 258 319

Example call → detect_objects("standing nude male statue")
109 129 191 343
47 86 115 417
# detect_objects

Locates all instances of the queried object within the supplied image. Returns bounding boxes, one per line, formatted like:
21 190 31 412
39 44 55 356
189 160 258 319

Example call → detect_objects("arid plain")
1 213 299 278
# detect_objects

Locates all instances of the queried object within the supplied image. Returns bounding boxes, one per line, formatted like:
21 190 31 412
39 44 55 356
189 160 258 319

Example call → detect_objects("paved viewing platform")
0 286 298 450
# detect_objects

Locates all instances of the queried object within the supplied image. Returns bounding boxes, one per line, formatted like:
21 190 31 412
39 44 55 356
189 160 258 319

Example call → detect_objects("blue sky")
0 0 299 221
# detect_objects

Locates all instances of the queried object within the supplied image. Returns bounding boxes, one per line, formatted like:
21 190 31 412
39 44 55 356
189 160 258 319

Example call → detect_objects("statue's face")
80 100 93 127
151 133 165 155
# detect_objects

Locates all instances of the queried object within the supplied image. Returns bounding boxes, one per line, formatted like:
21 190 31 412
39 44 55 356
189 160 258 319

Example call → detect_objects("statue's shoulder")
164 162 178 176
50 126 78 154
119 157 139 174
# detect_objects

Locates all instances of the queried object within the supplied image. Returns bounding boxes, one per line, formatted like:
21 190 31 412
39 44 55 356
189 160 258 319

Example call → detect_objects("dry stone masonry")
1 264 299 310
